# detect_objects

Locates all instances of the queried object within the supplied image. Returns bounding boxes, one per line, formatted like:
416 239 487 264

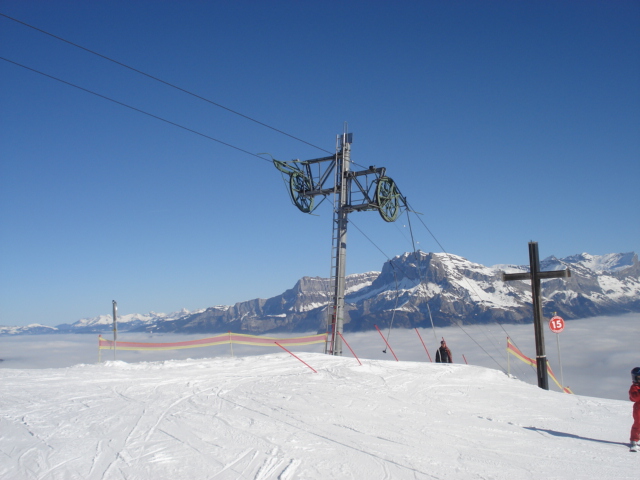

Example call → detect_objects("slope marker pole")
112 300 118 361
275 342 317 373
414 328 432 362
337 332 362 365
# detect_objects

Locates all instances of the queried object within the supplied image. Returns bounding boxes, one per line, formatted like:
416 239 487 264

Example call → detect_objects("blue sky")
1 1 638 327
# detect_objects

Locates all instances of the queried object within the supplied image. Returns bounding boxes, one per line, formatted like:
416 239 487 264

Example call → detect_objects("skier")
630 367 640 452
435 339 452 363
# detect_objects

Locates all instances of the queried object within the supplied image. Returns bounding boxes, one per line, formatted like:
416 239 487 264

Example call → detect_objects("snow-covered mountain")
342 250 640 330
140 272 381 334
132 251 639 334
54 308 201 333
0 309 203 336
0 323 59 335
2 251 638 336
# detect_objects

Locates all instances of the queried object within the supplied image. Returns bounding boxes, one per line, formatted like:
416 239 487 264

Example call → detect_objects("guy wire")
0 13 332 155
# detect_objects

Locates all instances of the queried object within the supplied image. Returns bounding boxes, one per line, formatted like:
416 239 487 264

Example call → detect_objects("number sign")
549 315 565 334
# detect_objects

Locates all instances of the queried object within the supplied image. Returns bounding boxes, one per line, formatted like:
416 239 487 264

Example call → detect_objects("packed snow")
1 353 637 479
2 317 639 479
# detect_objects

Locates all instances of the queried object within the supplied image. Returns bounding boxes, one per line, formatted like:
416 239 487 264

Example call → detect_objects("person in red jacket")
629 367 640 452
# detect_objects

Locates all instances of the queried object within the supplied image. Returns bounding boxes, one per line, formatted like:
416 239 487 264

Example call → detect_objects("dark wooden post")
502 242 571 390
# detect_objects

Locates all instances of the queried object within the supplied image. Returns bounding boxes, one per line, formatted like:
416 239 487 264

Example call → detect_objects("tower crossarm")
270 129 407 355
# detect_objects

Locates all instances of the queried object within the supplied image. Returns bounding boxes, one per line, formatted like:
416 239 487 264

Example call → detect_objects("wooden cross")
502 242 571 390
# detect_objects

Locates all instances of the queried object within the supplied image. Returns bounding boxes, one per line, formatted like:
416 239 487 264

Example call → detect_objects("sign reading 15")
549 315 565 334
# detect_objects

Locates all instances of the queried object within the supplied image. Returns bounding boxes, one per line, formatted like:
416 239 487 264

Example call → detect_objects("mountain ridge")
2 251 637 335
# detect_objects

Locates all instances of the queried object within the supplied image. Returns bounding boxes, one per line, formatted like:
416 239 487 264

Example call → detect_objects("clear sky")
1 1 638 327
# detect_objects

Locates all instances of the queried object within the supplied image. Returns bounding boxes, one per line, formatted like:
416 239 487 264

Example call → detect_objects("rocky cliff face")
129 251 639 334
3 252 637 336
340 251 639 331
139 272 380 334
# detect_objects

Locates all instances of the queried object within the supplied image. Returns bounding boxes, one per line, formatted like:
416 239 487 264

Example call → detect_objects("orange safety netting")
98 332 327 351
507 338 573 394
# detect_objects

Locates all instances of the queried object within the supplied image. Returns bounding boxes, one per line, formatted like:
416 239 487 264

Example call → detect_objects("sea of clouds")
1 313 637 401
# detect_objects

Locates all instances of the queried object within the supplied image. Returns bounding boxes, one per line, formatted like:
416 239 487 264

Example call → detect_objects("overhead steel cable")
405 203 532 377
349 200 510 373
350 215 507 372
344 197 528 377
2 9 527 375
0 12 333 155
1 56 270 163
406 206 512 350
348 219 402 349
403 211 507 372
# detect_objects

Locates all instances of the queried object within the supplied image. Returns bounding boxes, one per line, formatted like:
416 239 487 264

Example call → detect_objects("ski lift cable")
2 13 377 175
0 56 272 163
404 210 439 345
405 209 508 372
406 204 530 376
385 266 401 348
351 211 507 373
350 208 518 378
350 228 441 356
5 10 529 376
351 212 508 373
438 254 513 368
347 220 406 350
0 13 333 156
5 14 533 377
392 221 416 251
406 206 521 373
406 200 520 345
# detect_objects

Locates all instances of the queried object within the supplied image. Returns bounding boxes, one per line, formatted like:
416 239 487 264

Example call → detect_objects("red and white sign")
549 315 565 333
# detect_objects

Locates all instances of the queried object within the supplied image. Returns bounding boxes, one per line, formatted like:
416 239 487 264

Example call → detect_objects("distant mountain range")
2 251 638 336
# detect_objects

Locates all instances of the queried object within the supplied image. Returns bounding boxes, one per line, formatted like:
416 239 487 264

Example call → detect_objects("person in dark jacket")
629 367 640 452
435 339 452 363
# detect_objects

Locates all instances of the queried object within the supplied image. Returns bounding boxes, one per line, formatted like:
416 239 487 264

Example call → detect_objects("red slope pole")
374 325 398 361
275 342 317 373
463 354 468 365
414 328 432 362
337 332 362 366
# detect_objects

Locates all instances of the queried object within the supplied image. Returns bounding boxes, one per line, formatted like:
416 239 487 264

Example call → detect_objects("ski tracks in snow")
212 359 438 479
2 354 638 479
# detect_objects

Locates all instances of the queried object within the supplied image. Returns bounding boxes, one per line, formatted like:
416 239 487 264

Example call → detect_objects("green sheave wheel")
375 176 401 222
289 171 315 213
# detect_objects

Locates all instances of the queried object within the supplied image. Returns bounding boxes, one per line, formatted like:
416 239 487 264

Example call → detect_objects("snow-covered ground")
1 351 637 480
1 314 638 479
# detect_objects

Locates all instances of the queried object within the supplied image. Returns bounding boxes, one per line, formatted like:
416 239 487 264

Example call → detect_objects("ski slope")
1 353 636 479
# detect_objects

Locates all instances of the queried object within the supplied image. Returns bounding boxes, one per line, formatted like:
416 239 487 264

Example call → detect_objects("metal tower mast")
271 129 405 356
327 132 351 355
